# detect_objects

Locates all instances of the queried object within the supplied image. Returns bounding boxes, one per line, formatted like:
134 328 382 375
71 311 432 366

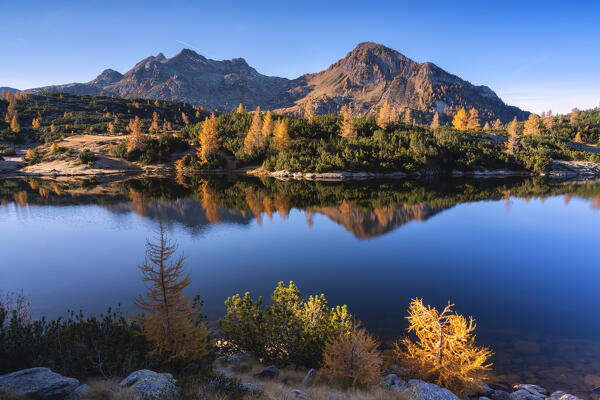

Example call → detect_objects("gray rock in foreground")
291 388 311 399
547 391 584 400
302 368 317 384
120 369 180 400
402 379 460 400
254 365 280 379
0 367 80 399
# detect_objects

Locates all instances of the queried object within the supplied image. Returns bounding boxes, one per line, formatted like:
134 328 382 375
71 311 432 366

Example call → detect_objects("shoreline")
3 160 600 182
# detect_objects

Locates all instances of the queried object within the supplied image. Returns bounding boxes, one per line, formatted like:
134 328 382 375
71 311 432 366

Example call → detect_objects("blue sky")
1 0 598 114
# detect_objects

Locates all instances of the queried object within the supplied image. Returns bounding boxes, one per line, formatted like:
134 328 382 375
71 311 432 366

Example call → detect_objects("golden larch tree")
262 110 274 138
181 112 190 125
574 132 584 143
452 108 468 131
482 122 491 131
236 103 246 114
569 108 579 126
523 114 541 136
492 119 502 129
244 107 264 155
430 112 440 129
394 298 492 394
303 98 315 123
127 116 146 152
32 117 41 129
506 117 519 155
323 324 381 387
10 115 20 133
377 101 393 129
339 105 356 140
467 108 480 131
151 112 160 131
199 113 220 163
273 119 291 151
403 108 412 125
135 222 211 364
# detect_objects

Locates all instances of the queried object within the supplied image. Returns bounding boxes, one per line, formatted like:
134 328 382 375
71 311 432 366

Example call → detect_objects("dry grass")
214 360 409 400
77 361 409 400
80 379 135 400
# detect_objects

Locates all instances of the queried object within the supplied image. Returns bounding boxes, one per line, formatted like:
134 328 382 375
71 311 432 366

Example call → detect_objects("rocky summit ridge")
25 42 528 122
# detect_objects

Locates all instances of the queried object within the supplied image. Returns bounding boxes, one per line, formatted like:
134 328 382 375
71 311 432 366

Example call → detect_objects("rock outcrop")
120 369 181 400
0 367 82 399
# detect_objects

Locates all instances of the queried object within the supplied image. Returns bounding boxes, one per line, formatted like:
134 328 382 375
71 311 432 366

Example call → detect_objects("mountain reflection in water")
2 175 600 398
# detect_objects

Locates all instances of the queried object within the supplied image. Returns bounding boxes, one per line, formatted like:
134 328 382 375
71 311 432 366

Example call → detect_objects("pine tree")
570 108 579 126
323 324 381 387
127 116 146 152
199 113 219 163
273 119 291 151
303 98 315 123
236 103 246 114
506 117 519 155
244 107 264 155
151 112 160 131
523 114 541 136
339 105 356 140
404 108 412 125
467 108 480 131
430 112 440 129
262 110 274 137
452 108 468 131
10 115 20 133
394 299 492 394
135 222 211 364
377 101 393 129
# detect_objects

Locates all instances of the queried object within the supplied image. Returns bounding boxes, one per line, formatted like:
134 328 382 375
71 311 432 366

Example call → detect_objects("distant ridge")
26 43 528 122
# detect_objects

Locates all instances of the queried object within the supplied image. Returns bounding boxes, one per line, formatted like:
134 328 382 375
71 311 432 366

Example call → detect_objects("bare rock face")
0 367 80 399
25 43 528 123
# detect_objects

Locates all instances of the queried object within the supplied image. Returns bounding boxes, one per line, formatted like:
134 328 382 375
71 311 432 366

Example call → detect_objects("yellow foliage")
467 108 480 131
394 299 492 394
199 113 220 163
10 116 20 133
236 103 246 114
452 108 468 131
50 143 58 153
151 112 160 131
135 223 212 365
244 107 264 155
377 102 393 129
127 116 146 152
430 112 440 129
323 324 381 387
25 149 35 159
339 105 356 140
303 98 315 123
273 119 291 151
523 114 541 136
32 117 41 129
262 110 274 137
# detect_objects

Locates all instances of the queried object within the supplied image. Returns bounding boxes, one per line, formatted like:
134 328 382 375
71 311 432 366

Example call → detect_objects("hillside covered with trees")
1 90 600 176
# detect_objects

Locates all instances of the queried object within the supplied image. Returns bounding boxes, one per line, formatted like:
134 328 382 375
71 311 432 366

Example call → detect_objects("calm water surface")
1 176 599 397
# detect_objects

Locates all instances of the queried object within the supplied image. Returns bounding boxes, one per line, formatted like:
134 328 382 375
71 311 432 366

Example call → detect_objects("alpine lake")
1 174 599 398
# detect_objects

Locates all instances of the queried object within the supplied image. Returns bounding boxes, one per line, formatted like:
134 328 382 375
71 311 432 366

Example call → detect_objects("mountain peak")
91 69 123 85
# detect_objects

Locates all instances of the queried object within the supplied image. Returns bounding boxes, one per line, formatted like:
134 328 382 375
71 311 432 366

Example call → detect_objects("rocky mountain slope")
26 42 528 122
